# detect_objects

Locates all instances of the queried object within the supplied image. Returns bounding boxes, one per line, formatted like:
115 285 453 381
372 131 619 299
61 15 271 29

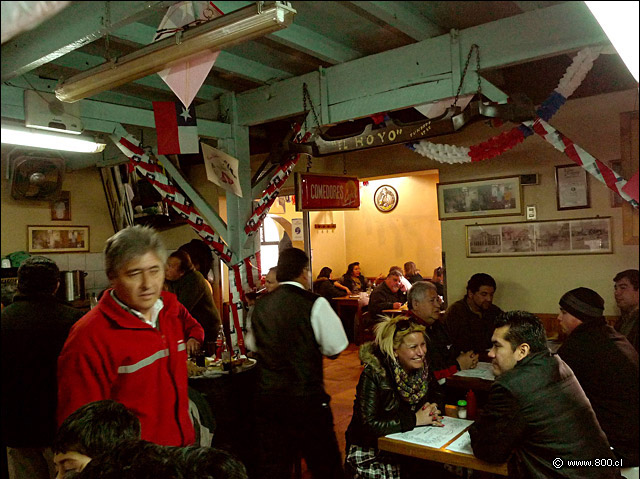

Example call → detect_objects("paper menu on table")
445 431 474 455
386 416 473 449
453 361 495 381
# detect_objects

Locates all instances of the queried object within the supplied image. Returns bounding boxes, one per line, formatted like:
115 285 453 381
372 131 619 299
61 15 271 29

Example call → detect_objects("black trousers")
254 393 344 479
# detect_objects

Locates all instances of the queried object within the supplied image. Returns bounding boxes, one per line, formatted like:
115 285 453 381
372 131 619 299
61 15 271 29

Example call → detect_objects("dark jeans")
254 393 344 479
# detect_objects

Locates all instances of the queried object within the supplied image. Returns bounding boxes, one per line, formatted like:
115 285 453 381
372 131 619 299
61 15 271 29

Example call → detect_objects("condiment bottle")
90 293 98 309
457 399 468 419
216 329 232 371
466 390 477 419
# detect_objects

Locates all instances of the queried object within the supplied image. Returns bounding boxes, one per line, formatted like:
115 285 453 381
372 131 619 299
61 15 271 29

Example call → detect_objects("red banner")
295 173 360 211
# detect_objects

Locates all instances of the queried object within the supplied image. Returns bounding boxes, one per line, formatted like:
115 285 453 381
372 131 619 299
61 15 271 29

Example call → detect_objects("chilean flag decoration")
153 101 199 155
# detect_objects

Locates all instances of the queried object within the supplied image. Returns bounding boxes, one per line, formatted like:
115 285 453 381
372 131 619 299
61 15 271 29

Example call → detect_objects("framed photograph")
50 191 71 221
466 217 611 257
28 226 89 253
555 164 590 210
437 176 522 220
374 185 398 212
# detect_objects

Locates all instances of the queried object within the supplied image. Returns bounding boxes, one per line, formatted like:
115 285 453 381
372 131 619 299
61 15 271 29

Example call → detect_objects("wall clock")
374 185 398 212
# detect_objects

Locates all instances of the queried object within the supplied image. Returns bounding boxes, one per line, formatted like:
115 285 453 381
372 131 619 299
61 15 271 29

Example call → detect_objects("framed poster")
50 191 71 221
437 176 522 220
466 217 611 257
555 164 590 210
28 225 90 253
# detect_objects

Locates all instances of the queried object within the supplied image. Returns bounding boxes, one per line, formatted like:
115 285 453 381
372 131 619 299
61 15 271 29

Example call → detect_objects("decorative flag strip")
110 129 234 264
244 126 312 235
524 117 639 209
408 47 601 164
153 101 200 155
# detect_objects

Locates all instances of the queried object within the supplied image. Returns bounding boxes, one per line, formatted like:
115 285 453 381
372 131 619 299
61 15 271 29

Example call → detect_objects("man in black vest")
250 248 348 479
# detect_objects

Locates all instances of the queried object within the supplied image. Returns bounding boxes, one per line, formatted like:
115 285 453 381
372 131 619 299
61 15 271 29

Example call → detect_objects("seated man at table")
407 281 478 382
613 269 639 352
556 287 639 466
469 311 620 479
368 271 406 320
444 273 502 356
389 266 412 293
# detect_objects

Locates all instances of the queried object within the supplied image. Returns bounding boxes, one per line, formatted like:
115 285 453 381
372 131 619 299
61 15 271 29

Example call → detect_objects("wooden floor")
301 343 363 478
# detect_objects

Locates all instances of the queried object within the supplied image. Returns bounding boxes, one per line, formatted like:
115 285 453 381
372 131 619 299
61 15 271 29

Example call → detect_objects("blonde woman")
345 316 445 479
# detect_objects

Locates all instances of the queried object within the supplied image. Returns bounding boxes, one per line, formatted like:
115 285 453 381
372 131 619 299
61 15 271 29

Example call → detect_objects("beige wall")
0 159 113 255
342 174 441 279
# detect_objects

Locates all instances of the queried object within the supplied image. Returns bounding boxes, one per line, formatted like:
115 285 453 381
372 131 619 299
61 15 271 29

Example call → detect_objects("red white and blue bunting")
406 47 636 208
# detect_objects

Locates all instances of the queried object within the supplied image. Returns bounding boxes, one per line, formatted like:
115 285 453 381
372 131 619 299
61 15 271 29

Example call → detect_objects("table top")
333 294 369 305
378 420 508 476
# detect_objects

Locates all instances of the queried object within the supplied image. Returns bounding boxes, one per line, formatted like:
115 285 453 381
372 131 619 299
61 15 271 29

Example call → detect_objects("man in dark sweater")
556 287 639 466
613 269 639 353
444 273 502 355
250 248 348 479
407 281 478 381
368 271 406 319
1 257 83 479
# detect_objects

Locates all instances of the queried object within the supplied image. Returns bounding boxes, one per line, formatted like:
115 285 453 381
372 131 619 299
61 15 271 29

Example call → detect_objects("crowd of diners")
1 223 638 479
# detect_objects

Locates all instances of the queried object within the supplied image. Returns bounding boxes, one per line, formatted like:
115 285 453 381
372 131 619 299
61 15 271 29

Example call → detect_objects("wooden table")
332 294 369 342
378 426 508 476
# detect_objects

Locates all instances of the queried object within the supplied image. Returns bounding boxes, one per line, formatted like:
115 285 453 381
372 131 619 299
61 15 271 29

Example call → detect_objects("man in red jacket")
57 225 204 447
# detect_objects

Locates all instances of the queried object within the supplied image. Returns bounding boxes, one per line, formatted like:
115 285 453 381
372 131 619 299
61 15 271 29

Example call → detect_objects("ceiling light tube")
55 1 297 103
1 124 106 153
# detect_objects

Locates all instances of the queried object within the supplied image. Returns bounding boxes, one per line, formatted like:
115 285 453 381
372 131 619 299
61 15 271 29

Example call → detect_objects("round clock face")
374 185 398 212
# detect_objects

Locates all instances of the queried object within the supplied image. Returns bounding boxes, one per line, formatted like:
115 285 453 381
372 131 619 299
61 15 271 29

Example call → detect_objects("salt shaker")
457 399 468 419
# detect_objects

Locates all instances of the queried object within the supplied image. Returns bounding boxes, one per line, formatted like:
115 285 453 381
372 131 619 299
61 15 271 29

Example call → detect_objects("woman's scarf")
390 358 429 405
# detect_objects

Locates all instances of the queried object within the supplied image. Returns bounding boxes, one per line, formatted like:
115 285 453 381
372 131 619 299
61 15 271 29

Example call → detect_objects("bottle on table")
216 329 232 371
89 293 98 309
466 390 477 419
457 399 468 419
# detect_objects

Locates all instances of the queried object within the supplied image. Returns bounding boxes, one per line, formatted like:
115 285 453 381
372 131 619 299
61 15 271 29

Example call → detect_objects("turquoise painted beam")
218 92 256 261
1 1 174 81
349 1 444 41
458 2 608 70
236 2 609 127
269 23 361 64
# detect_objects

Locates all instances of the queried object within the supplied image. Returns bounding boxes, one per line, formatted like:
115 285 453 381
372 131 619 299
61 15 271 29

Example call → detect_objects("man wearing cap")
557 287 639 466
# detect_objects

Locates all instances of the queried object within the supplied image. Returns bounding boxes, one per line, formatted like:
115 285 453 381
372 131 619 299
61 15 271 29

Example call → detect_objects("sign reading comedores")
295 173 360 211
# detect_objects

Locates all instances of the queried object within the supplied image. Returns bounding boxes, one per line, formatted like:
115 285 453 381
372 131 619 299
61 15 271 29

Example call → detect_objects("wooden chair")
354 311 376 345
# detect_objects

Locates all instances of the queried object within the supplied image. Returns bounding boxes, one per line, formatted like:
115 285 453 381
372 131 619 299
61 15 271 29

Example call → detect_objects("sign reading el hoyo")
295 173 360 211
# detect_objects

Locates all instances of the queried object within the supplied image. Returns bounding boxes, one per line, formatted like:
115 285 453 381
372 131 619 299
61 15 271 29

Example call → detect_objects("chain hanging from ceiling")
452 44 481 108
302 82 321 172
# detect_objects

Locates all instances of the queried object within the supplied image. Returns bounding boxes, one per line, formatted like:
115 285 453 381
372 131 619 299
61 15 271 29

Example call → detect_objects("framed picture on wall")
50 191 71 221
555 164 590 210
437 176 522 220
466 217 611 257
28 225 90 253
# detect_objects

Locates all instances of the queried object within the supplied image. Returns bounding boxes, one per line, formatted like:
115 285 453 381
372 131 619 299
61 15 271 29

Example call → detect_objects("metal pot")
57 270 87 302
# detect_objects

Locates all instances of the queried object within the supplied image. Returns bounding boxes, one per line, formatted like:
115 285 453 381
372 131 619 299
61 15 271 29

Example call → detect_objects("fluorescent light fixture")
1 124 106 153
585 1 639 82
55 1 297 103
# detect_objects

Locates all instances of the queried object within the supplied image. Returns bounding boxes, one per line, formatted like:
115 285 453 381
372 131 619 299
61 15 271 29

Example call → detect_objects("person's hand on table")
416 402 444 427
186 338 201 356
457 350 479 370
